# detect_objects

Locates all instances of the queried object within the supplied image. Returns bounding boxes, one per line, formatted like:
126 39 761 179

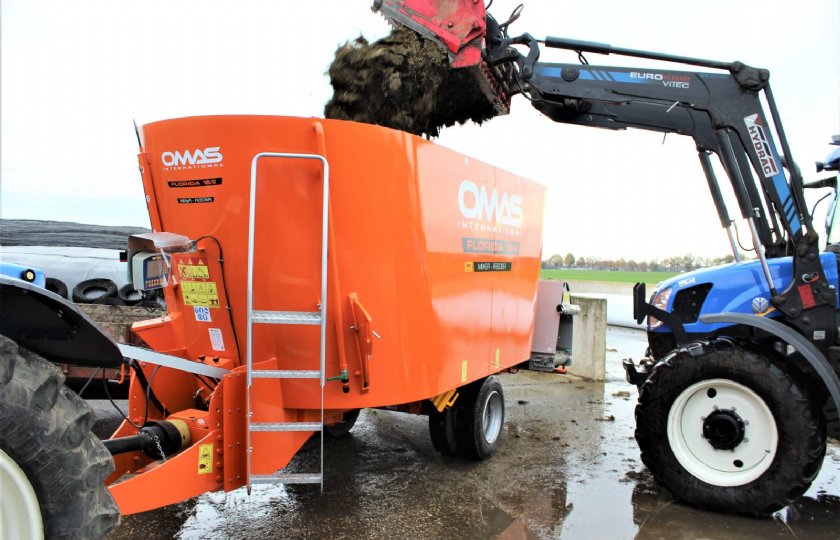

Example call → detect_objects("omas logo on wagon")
161 147 224 171
457 179 523 236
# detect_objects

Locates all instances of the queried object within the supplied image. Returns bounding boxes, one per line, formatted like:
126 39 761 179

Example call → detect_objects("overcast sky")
2 0 838 261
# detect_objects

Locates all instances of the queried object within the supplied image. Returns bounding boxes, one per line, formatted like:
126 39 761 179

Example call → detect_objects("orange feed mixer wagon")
107 115 555 513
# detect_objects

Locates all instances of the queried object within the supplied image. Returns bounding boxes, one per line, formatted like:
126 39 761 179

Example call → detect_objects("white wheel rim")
0 447 44 540
481 390 503 444
667 378 778 487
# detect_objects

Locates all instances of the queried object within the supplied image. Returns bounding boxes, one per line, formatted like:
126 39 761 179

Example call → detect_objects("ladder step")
252 370 321 379
250 473 322 485
250 422 322 432
252 310 322 325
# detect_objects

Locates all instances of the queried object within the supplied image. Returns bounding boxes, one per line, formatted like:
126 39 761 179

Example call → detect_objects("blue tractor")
462 23 840 514
625 136 840 515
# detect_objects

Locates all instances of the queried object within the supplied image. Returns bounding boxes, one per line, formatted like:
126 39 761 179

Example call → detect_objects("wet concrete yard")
105 327 840 539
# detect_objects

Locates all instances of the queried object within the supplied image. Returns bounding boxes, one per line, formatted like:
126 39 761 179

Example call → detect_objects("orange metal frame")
106 116 545 513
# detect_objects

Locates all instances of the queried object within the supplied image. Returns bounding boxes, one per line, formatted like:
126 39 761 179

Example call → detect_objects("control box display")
131 252 168 291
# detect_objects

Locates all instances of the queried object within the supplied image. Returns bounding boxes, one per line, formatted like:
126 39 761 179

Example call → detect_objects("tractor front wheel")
635 340 826 516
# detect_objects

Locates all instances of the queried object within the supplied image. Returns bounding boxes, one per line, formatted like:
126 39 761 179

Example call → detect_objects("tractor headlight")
648 286 673 330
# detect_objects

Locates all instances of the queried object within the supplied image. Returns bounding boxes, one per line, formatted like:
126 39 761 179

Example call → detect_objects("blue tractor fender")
701 312 840 416
0 275 124 368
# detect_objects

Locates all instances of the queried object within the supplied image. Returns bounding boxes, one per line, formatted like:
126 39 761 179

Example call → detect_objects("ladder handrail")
246 152 330 492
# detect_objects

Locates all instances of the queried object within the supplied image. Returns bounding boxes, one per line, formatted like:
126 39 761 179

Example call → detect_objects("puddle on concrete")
109 327 840 540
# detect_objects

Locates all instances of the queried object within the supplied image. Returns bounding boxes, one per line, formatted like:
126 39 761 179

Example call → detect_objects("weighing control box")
131 252 168 291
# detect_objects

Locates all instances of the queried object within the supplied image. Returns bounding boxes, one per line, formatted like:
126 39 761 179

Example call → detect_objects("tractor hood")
649 254 840 334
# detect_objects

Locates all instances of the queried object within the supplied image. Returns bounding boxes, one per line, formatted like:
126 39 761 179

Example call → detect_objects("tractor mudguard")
700 312 840 414
0 275 123 368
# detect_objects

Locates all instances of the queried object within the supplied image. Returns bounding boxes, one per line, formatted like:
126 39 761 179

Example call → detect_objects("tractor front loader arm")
517 45 833 351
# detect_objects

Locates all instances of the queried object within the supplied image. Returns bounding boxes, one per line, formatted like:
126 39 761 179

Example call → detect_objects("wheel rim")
0 447 44 539
667 378 778 487
481 390 503 444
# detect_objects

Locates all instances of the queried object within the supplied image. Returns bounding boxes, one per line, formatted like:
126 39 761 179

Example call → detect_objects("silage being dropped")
324 27 497 138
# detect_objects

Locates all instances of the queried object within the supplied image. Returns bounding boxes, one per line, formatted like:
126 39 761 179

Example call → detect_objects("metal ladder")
245 152 329 491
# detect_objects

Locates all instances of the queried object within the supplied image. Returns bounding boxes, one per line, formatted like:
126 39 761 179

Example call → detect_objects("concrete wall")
562 279 653 329
564 280 637 296
564 279 660 295
567 294 607 381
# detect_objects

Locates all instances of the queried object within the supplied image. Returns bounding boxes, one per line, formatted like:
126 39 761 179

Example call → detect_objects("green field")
540 269 679 284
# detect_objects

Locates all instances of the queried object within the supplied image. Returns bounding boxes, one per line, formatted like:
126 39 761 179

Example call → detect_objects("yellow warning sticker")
464 262 474 272
198 443 213 475
494 348 501 368
461 360 468 383
178 263 210 280
182 281 220 308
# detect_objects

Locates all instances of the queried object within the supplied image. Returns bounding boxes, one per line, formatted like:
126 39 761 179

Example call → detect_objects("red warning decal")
798 284 816 308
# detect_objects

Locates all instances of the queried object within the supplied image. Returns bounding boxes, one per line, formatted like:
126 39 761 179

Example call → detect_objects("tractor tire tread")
635 339 826 516
0 334 119 539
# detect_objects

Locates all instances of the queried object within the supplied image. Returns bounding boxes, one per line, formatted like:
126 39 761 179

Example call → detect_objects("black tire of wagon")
456 376 505 460
325 409 361 437
429 405 460 456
